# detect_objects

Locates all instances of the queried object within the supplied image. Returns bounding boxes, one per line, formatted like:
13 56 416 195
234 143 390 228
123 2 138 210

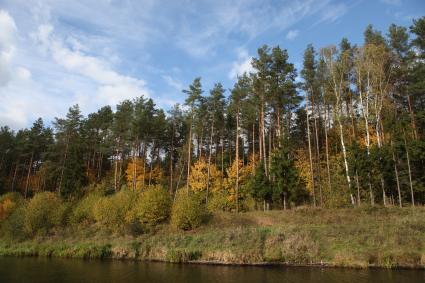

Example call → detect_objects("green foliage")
171 191 206 230
93 189 137 233
0 205 27 240
70 192 103 224
24 192 67 235
208 190 255 212
247 162 272 204
207 190 233 212
127 185 171 228
270 144 307 205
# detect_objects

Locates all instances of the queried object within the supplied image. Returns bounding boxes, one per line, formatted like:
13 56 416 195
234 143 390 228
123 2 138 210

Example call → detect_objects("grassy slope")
1 207 425 268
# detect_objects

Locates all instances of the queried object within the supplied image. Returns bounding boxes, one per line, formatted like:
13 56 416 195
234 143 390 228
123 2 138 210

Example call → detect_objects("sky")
0 0 424 130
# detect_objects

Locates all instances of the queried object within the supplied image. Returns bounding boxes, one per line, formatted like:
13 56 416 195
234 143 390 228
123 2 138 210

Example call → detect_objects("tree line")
0 18 424 210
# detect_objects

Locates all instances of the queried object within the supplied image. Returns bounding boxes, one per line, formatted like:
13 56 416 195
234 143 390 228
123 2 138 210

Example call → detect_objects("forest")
0 17 425 237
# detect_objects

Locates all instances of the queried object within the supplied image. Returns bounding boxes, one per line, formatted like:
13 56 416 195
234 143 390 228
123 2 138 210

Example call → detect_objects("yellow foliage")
148 165 164 186
245 154 259 176
222 159 250 205
125 158 146 190
294 150 313 197
0 199 16 221
126 158 165 190
358 126 378 148
188 158 221 193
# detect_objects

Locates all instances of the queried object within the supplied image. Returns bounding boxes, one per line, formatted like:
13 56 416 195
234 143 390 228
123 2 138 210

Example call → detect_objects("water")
0 257 424 283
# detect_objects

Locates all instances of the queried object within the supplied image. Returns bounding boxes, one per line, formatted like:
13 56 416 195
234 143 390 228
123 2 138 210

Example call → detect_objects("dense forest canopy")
1 18 425 210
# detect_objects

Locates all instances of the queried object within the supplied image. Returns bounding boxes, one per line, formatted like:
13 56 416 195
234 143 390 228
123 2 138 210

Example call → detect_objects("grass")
1 206 425 268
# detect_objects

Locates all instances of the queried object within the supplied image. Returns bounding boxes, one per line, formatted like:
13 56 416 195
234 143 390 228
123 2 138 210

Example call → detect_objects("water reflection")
0 257 424 283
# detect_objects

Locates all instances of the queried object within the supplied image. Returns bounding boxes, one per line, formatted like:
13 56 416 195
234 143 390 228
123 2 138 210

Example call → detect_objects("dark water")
1 257 424 283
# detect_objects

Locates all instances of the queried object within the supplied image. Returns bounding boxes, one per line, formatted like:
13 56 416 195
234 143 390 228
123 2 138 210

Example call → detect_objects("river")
0 257 424 282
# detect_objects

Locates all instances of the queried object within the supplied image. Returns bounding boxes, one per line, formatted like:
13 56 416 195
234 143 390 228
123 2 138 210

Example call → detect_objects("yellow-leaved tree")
294 149 313 199
188 158 221 193
147 165 165 186
208 159 251 211
125 157 146 190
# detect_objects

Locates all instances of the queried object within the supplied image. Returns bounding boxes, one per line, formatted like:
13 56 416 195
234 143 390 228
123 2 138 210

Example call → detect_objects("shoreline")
1 252 425 270
1 208 425 270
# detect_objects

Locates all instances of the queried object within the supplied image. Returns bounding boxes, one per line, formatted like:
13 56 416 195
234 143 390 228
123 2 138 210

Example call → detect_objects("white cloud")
0 0 356 128
319 3 348 23
0 10 17 86
0 10 56 129
175 0 350 58
286 29 299 40
162 75 184 91
0 8 151 129
229 48 254 80
35 23 150 109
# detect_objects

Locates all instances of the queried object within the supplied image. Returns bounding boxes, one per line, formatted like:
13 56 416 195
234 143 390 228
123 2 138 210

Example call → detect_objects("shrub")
127 185 171 228
93 189 137 232
171 191 206 230
0 205 27 240
24 192 66 235
207 190 233 212
0 192 23 222
70 193 103 224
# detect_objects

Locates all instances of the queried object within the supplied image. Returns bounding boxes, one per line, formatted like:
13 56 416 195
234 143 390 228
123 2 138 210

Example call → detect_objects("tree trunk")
206 119 214 205
118 152 123 191
132 144 137 191
24 153 33 199
221 136 224 189
337 115 351 190
392 147 402 208
324 102 332 194
114 149 119 192
305 95 316 207
407 92 418 140
235 108 240 213
261 102 267 176
58 137 69 195
11 162 19 192
403 131 414 206
312 95 322 206
175 161 186 201
186 114 193 194
252 123 255 172
169 121 175 195
268 125 272 179
355 171 361 206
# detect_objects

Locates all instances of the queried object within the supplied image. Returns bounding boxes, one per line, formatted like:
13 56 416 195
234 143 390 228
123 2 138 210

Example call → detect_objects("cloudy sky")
0 0 423 129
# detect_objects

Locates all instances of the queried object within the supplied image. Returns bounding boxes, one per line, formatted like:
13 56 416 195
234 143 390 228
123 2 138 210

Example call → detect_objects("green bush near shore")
127 185 171 229
70 192 103 224
171 192 207 231
93 189 138 233
23 192 67 236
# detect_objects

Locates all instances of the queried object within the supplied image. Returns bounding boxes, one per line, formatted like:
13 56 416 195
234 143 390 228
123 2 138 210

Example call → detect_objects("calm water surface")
1 257 424 283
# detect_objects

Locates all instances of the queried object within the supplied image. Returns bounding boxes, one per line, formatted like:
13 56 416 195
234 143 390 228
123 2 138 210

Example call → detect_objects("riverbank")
1 207 425 269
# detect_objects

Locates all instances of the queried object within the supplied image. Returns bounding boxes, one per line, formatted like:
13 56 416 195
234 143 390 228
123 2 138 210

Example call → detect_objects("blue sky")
0 0 424 129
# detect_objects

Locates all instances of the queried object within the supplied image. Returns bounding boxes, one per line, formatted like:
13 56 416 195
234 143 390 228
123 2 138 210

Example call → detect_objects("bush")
24 192 66 235
207 190 233 212
93 189 137 233
70 193 103 224
127 185 171 228
0 192 23 222
171 191 206 230
0 205 27 240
